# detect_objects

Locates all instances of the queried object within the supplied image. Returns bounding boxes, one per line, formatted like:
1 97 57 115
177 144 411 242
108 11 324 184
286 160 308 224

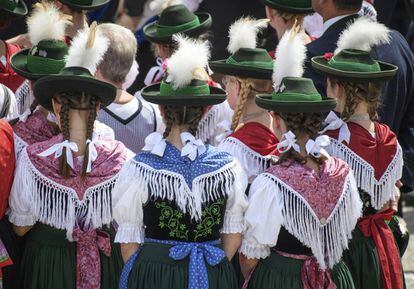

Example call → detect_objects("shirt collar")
323 14 352 33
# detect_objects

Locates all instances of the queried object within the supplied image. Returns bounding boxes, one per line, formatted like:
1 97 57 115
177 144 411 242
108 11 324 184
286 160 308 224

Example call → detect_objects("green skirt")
20 223 123 289
342 227 382 289
126 242 238 289
247 252 355 289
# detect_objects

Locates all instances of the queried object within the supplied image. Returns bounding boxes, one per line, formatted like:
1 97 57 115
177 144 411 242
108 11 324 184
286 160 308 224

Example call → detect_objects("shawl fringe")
327 138 403 210
14 134 28 160
196 105 220 142
255 172 362 269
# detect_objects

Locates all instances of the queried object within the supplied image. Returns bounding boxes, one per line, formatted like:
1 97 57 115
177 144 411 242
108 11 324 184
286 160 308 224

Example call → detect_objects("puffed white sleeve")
221 160 248 234
240 173 283 259
112 159 148 243
8 149 36 226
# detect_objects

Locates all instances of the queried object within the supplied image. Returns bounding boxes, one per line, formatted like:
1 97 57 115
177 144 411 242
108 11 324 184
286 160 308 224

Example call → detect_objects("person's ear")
51 98 61 127
265 5 276 21
95 101 100 115
159 105 165 117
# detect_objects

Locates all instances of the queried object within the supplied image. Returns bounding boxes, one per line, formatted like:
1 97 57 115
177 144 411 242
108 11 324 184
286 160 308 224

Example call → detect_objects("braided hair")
162 106 204 138
54 92 98 179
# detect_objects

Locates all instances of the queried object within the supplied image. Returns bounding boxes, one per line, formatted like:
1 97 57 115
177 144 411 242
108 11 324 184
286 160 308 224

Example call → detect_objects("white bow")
142 132 167 157
19 108 32 122
144 57 165 86
319 111 351 144
180 132 206 161
47 112 57 124
38 140 78 169
85 138 102 173
214 119 232 144
305 135 330 159
276 131 301 154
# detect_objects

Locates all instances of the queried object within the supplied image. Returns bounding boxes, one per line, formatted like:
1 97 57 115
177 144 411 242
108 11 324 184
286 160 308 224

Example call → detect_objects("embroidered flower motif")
155 202 189 239
194 199 225 241
323 52 334 61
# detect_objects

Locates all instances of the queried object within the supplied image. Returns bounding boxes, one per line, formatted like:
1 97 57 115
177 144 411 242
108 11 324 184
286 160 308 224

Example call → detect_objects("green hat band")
27 54 65 74
155 16 200 37
272 92 322 101
328 56 381 73
160 81 210 96
0 0 17 10
66 0 93 5
268 0 311 8
226 55 274 70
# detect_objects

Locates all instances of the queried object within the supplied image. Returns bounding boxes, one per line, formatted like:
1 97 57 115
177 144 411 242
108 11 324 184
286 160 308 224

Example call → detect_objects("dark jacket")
304 14 414 190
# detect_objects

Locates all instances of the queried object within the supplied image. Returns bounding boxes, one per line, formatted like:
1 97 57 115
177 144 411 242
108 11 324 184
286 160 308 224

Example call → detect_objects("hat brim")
10 49 44 81
311 56 398 82
261 0 313 14
209 60 273 80
1 0 28 16
256 94 337 113
58 0 110 10
33 74 116 111
141 82 227 106
143 13 212 44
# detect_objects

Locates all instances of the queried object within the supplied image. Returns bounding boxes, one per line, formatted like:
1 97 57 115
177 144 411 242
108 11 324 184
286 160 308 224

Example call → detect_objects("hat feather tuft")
150 0 182 13
335 17 390 54
227 17 269 54
166 34 210 89
272 24 307 90
65 22 109 74
27 1 72 46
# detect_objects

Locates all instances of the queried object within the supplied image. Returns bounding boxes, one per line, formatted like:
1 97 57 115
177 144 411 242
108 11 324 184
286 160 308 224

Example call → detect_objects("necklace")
348 113 370 122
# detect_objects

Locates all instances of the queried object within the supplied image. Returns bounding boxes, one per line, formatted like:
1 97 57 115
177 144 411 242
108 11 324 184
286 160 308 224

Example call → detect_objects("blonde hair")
274 9 308 28
231 77 273 131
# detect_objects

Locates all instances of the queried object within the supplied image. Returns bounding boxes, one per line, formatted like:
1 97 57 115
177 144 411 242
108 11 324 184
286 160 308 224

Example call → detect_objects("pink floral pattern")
267 157 350 220
27 134 128 199
13 110 56 145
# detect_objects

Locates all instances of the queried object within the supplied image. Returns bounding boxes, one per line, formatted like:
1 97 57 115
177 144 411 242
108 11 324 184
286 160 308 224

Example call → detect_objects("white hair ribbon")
85 139 101 173
38 140 78 169
19 108 32 122
142 132 167 157
144 57 166 86
277 131 301 154
305 135 330 159
319 111 351 144
180 132 206 161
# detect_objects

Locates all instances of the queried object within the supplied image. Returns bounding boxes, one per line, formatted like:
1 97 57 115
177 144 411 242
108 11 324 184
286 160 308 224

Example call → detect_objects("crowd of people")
0 0 412 289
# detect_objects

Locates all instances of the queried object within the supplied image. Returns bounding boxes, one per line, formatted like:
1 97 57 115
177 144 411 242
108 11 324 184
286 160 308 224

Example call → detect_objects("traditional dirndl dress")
112 132 248 289
322 113 407 289
8 133 129 289
241 157 362 289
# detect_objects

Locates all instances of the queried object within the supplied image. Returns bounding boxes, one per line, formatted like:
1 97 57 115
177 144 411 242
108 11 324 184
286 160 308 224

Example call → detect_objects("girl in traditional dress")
112 34 248 289
8 23 130 289
240 27 361 289
312 18 407 289
210 18 278 183
141 0 233 145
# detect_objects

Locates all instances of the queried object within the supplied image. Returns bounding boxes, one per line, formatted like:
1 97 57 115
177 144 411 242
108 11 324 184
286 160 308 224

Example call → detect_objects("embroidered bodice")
218 122 278 182
325 121 403 210
8 133 129 239
112 141 248 244
241 157 362 270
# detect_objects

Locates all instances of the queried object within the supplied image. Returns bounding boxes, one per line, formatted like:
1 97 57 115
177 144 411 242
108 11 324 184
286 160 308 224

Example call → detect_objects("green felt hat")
58 0 110 10
141 79 227 106
0 0 27 16
256 77 336 112
143 4 212 44
262 0 313 14
311 49 398 82
11 40 69 81
33 66 117 111
209 48 274 79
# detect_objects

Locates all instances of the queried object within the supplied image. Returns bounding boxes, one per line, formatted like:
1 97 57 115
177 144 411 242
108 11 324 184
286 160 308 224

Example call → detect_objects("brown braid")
331 78 381 121
81 95 97 179
231 79 252 131
274 112 325 165
58 97 71 178
161 105 204 138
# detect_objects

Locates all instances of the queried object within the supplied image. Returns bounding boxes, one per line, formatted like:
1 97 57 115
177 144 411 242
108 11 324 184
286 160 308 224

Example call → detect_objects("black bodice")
143 196 228 242
273 227 312 255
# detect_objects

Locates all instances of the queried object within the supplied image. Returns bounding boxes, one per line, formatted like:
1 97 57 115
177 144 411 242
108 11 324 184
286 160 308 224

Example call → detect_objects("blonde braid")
231 79 253 131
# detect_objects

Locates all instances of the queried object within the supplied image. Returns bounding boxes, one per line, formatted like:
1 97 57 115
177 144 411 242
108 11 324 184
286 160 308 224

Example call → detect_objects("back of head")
333 0 362 11
97 23 138 85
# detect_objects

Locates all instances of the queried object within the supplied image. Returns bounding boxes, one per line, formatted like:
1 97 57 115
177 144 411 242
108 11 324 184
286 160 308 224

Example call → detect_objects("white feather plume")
335 17 390 54
166 34 210 89
272 27 307 90
65 22 110 74
27 2 71 46
227 17 269 54
150 0 182 13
